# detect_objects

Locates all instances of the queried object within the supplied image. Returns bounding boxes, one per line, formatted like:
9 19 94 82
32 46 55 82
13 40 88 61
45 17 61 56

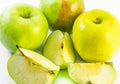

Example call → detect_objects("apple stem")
21 12 31 19
16 45 25 56
96 17 101 24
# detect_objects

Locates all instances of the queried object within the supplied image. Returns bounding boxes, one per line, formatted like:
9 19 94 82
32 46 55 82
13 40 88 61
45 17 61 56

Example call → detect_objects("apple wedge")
7 46 60 84
68 62 116 84
43 30 75 69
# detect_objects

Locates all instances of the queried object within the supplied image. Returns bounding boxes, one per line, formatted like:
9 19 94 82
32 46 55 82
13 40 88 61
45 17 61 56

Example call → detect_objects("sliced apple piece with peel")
68 62 116 84
7 47 60 84
43 30 75 69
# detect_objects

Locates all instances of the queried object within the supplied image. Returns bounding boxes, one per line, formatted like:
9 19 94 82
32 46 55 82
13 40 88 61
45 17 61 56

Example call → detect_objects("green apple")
7 46 60 84
0 4 48 53
72 9 120 62
40 0 84 33
54 69 76 84
68 62 116 84
43 30 75 69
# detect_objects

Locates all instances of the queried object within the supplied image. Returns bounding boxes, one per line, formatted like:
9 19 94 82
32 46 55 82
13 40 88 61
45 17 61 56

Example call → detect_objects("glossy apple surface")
0 4 48 53
40 0 84 33
72 9 120 62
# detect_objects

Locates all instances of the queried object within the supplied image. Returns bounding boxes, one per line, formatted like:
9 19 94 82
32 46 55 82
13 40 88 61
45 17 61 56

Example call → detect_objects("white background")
0 0 120 84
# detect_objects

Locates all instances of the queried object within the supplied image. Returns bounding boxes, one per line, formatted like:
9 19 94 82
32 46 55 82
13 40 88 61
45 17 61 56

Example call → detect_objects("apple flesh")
40 0 84 33
72 9 120 62
0 4 48 53
7 47 60 84
43 30 75 69
68 62 116 84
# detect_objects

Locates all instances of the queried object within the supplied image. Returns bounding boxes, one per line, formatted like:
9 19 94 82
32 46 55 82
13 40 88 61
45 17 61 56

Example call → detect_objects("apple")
72 9 120 62
68 62 116 84
54 69 76 84
0 4 48 53
43 30 75 69
39 0 84 33
7 46 60 84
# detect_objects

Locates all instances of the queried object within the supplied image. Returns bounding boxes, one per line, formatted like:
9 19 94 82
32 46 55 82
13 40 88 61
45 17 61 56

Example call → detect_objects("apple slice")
7 47 60 84
68 62 116 84
43 30 75 69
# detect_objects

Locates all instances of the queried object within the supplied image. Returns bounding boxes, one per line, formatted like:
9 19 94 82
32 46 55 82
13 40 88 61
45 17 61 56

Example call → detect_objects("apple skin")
0 4 48 53
72 9 120 62
54 69 76 84
40 0 84 33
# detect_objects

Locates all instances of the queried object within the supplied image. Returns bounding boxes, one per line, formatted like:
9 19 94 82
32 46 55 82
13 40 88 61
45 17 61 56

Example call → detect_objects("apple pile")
0 0 119 84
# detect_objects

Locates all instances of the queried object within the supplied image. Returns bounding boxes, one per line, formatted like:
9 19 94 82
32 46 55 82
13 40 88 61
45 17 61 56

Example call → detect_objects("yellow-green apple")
72 9 120 62
39 0 84 33
0 4 48 53
7 46 60 84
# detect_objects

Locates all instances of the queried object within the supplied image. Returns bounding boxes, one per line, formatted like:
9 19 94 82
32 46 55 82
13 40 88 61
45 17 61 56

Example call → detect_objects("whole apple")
0 4 48 53
72 9 120 62
39 0 84 33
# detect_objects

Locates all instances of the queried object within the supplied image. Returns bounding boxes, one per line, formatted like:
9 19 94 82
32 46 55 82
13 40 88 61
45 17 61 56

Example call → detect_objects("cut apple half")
68 62 116 84
7 47 60 84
